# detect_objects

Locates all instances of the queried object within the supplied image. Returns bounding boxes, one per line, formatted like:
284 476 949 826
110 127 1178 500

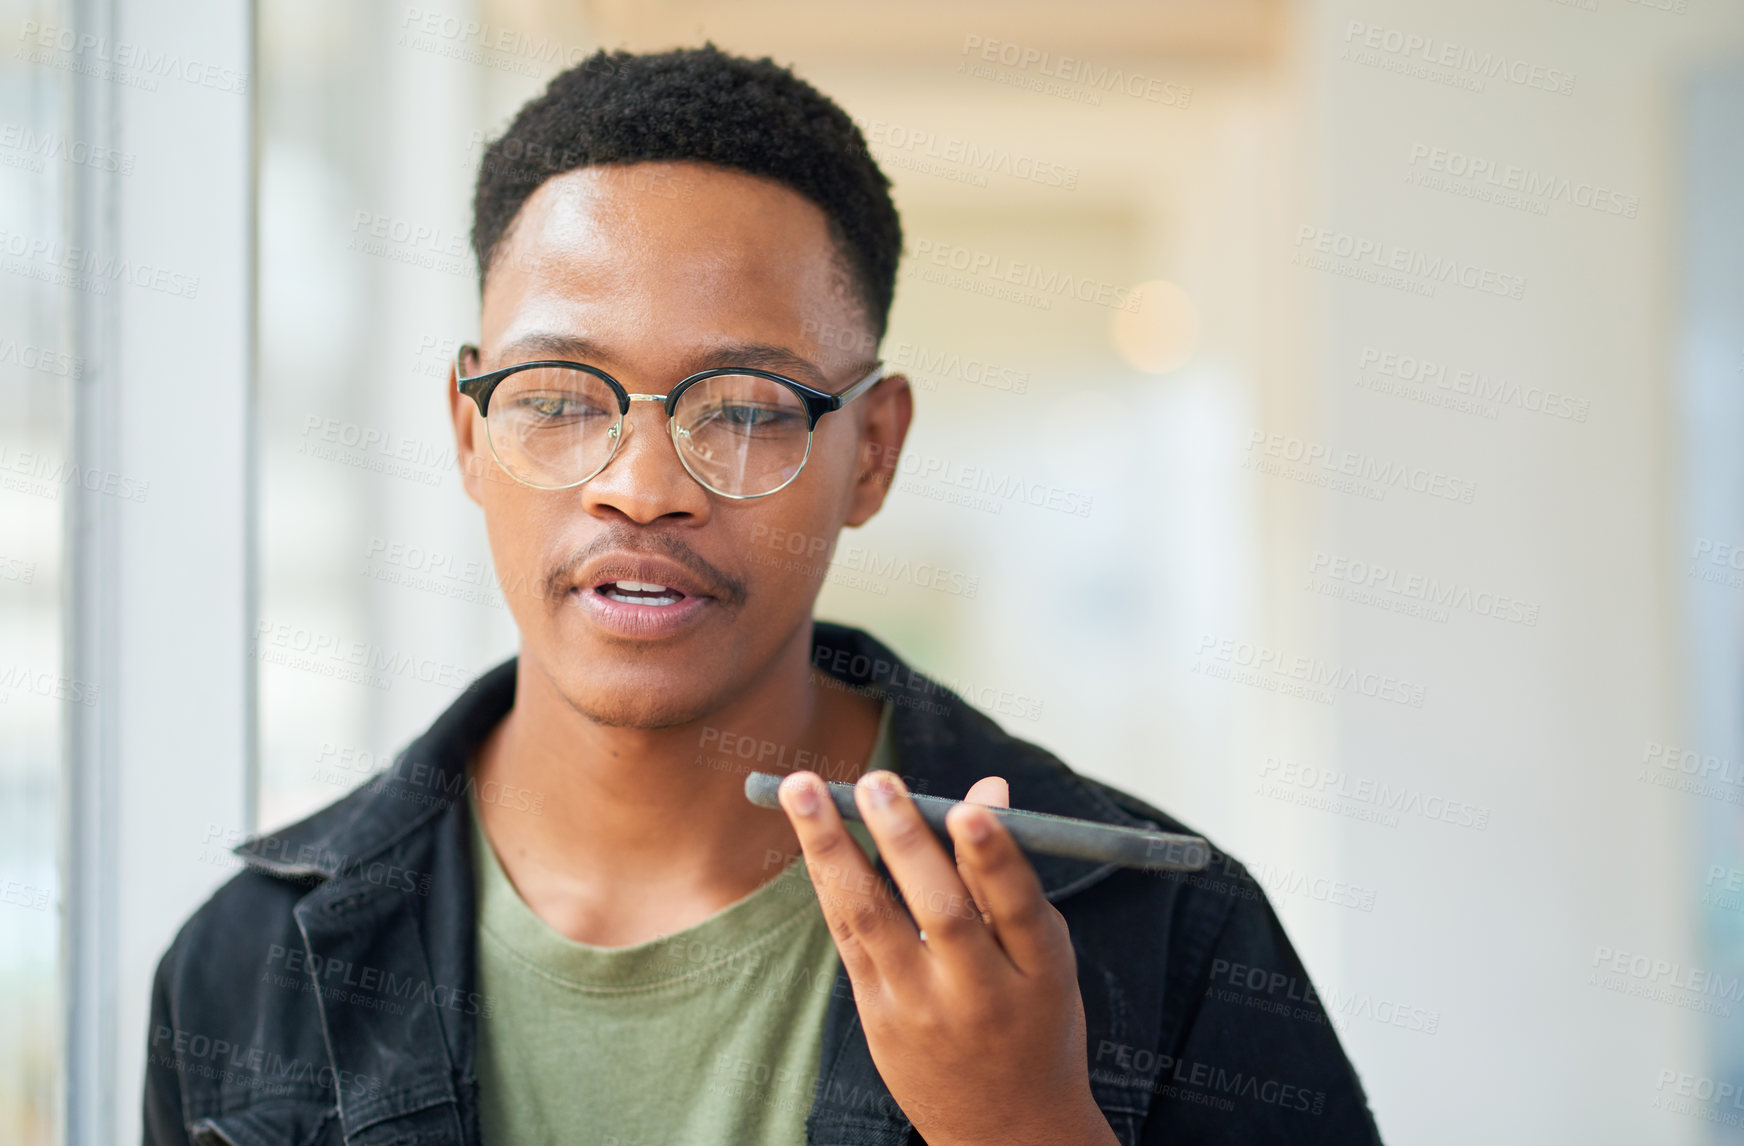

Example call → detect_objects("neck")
471 623 882 947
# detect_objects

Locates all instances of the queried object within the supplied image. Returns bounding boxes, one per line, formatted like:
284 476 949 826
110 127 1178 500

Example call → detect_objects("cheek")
731 499 841 597
479 486 564 598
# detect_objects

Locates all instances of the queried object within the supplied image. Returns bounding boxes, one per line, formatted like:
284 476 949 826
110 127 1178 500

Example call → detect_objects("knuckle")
923 905 975 941
1003 894 1049 931
806 825 855 862
847 896 887 936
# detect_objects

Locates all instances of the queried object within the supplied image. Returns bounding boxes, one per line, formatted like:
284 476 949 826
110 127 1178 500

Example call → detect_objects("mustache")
541 526 749 608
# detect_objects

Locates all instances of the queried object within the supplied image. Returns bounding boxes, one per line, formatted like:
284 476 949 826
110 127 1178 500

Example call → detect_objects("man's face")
449 161 911 728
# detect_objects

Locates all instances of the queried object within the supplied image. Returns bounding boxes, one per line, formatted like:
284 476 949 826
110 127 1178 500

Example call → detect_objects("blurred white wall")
242 2 1744 1144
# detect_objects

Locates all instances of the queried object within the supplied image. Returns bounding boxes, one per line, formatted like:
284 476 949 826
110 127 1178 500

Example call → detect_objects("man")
146 45 1383 1146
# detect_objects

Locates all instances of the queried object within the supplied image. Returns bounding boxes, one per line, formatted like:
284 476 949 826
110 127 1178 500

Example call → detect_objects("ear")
843 374 913 528
447 355 491 508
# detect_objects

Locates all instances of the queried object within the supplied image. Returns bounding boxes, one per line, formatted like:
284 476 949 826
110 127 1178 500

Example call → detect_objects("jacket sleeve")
143 946 193 1146
1139 884 1386 1145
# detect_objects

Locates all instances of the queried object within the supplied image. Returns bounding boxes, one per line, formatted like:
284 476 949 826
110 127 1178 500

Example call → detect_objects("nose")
576 397 711 525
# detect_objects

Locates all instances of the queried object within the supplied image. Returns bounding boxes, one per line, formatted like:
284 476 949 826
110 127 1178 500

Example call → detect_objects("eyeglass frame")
454 342 886 500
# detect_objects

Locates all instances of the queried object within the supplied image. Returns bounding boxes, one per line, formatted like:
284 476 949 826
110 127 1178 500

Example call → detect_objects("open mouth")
594 579 686 607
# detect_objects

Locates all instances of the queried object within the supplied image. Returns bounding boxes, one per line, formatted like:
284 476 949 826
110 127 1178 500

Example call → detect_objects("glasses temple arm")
830 361 887 410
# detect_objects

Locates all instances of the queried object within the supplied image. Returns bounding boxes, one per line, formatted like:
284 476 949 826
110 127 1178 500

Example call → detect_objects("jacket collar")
237 622 1159 901
234 623 1160 1146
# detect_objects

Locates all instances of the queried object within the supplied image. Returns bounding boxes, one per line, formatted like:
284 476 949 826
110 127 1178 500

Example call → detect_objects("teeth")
604 589 680 606
602 579 682 606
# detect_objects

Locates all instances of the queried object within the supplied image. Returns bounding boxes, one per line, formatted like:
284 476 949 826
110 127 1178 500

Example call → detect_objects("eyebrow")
495 332 835 390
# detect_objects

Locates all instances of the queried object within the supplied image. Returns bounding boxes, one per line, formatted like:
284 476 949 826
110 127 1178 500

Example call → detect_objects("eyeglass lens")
484 366 814 497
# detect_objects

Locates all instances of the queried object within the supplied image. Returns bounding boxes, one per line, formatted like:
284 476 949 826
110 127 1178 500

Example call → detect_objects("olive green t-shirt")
469 709 890 1146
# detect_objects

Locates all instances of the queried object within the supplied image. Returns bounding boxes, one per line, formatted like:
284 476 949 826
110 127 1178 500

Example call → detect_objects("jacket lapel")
291 873 466 1144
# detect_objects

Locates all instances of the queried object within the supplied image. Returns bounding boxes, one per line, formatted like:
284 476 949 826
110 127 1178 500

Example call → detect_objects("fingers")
777 771 922 986
854 772 994 963
945 798 1068 976
957 777 1009 925
963 775 1008 807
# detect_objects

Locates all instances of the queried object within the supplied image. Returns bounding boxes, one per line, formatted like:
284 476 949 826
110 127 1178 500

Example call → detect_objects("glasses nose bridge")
602 390 678 464
614 391 673 436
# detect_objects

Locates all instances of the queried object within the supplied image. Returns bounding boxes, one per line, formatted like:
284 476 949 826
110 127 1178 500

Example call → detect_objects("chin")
546 658 726 731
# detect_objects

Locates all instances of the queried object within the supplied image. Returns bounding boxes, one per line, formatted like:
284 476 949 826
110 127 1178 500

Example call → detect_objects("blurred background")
3 0 1743 1142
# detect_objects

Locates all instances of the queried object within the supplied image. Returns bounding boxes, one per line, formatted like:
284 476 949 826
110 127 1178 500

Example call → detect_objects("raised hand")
778 770 1121 1146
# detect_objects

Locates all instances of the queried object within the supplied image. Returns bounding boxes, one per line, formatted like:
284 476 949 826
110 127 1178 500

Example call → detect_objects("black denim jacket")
145 623 1384 1145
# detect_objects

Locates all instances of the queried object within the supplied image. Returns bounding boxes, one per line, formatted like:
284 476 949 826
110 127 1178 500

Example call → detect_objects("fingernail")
961 808 991 844
862 771 903 811
783 774 820 816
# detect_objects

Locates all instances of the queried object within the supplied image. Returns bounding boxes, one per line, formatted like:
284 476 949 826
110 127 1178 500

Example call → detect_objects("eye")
712 402 794 429
508 391 612 420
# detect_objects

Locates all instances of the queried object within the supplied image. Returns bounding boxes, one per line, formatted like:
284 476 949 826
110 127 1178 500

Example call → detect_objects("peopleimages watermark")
349 209 470 278
868 442 1095 519
0 338 83 379
748 523 981 600
958 34 1191 110
15 20 249 94
0 121 134 176
697 725 928 793
1405 143 1638 220
1689 537 1744 591
253 618 478 693
1307 550 1541 627
296 414 454 488
0 446 150 503
410 332 461 380
0 554 37 584
1703 865 1744 914
149 1026 383 1101
1192 634 1428 709
1627 0 1689 15
263 943 493 1017
860 118 1078 191
1339 20 1576 97
1588 943 1740 1018
200 822 435 895
0 664 99 707
1654 1068 1744 1127
397 6 600 77
1256 755 1491 831
1207 956 1442 1036
800 318 1029 397
1638 741 1744 806
1354 345 1590 424
1091 1041 1326 1114
1242 430 1477 505
2 879 52 911
0 226 201 300
363 536 506 610
1150 847 1378 914
810 644 1045 724
312 742 545 815
1292 224 1526 301
910 238 1144 313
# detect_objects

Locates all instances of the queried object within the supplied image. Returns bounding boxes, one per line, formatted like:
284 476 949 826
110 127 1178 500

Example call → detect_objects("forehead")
480 162 866 372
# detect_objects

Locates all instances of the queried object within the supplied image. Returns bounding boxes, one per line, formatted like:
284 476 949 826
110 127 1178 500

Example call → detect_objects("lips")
575 554 711 601
565 553 719 640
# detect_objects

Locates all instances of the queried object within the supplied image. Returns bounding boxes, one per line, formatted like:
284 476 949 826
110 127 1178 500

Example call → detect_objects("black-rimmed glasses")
455 343 885 499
